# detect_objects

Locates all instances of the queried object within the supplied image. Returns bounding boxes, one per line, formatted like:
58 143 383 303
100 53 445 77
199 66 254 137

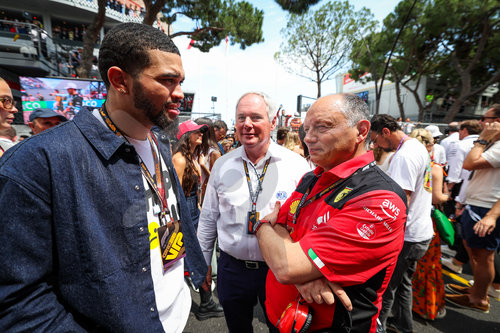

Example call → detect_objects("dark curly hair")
98 23 180 88
370 114 402 134
173 132 201 197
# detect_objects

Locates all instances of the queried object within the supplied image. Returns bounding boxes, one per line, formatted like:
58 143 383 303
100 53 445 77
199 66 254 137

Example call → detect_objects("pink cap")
177 120 208 140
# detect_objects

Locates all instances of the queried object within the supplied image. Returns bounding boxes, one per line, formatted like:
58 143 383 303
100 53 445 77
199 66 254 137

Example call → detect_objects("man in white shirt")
441 122 460 159
446 120 482 191
370 114 433 333
197 92 310 333
445 106 500 313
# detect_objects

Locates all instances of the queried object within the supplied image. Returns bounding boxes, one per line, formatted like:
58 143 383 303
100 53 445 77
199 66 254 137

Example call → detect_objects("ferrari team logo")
334 187 353 203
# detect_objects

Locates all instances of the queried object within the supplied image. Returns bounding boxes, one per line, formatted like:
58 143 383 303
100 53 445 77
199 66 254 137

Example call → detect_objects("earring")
119 88 128 94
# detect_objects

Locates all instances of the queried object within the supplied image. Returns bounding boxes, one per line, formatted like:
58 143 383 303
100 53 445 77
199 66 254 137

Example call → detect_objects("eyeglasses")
370 133 379 146
480 116 497 122
0 97 16 110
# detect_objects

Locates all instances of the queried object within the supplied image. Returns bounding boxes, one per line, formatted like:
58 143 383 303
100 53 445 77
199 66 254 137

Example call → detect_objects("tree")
426 0 500 122
160 1 264 52
77 0 106 78
275 1 374 98
273 0 321 14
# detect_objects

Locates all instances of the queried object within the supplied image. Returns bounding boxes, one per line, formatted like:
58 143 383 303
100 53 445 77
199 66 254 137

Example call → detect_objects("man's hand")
295 278 352 311
473 216 496 237
479 121 500 143
261 201 281 226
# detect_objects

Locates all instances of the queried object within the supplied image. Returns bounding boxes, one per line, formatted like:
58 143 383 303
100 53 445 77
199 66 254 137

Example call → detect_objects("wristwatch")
254 219 271 234
473 139 490 146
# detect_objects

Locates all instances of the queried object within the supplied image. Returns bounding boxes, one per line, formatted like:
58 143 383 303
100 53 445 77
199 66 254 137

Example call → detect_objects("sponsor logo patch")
289 199 301 215
357 223 376 240
380 199 400 220
334 187 353 203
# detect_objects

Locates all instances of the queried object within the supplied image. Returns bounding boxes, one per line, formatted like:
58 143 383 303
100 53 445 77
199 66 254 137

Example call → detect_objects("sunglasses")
480 116 497 122
0 96 16 110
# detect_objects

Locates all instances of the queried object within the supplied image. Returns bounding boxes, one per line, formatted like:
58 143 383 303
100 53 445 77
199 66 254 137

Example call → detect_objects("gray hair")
339 94 369 127
236 91 276 123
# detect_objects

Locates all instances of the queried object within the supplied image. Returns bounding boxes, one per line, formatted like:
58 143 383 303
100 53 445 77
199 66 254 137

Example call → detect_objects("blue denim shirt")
0 109 207 332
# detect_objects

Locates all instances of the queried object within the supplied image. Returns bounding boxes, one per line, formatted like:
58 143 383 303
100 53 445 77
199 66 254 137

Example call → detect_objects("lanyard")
243 157 271 212
389 134 408 164
99 105 171 223
292 162 374 224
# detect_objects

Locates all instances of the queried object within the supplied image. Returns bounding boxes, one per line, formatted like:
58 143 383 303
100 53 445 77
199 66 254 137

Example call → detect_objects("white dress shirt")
197 141 311 264
447 135 478 184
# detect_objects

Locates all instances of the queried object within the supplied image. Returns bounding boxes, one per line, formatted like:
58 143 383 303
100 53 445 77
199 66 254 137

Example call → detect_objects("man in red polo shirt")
254 94 407 333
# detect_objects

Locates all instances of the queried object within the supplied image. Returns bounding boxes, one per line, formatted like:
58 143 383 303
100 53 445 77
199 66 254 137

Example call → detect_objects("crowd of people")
0 22 499 333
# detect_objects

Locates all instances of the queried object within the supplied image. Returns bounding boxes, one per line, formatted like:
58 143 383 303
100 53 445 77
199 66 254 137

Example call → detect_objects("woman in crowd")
172 120 206 229
409 128 450 320
172 120 223 320
284 130 304 157
194 118 222 201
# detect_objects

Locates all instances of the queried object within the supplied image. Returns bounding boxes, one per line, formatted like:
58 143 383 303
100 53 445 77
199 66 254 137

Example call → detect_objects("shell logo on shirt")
289 199 301 215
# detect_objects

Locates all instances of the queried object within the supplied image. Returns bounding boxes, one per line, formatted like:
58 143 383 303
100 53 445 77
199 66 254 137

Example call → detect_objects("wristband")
254 219 271 234
473 139 490 146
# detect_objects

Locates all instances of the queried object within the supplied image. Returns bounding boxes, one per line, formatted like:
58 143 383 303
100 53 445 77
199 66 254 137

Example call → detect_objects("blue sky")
173 0 400 125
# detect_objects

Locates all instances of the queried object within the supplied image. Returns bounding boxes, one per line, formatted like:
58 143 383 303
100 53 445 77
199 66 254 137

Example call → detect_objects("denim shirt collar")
73 107 129 161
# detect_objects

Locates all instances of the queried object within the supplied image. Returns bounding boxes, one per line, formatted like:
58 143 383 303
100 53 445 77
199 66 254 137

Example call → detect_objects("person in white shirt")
370 114 433 333
425 124 447 166
440 122 460 159
446 120 482 191
445 106 500 313
197 92 311 333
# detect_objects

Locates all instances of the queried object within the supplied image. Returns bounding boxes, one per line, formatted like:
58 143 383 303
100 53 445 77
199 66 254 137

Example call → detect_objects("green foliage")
273 0 321 14
160 0 264 52
349 0 500 120
275 0 375 97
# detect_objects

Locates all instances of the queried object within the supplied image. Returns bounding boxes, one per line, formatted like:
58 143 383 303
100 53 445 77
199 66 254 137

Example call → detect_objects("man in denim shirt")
0 23 207 332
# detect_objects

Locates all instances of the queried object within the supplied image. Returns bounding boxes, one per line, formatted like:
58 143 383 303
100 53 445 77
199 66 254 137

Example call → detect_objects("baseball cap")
425 125 443 138
177 120 208 140
65 82 77 89
29 108 67 122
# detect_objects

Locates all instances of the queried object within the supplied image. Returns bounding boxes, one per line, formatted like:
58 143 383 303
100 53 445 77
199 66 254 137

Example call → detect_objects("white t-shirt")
93 109 190 332
447 135 478 184
387 138 433 242
465 141 500 209
441 132 459 159
197 141 311 264
431 143 447 165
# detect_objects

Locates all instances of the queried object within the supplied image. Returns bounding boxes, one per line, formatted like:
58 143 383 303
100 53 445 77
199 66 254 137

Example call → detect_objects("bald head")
303 94 371 170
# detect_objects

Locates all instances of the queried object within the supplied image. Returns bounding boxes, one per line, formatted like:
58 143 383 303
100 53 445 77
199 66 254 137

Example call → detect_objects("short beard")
132 81 175 130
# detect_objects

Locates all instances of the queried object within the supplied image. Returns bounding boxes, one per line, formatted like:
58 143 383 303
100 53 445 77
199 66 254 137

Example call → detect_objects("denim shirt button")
125 148 131 153
142 267 147 272
150 307 155 312
139 227 144 232
134 185 140 191
161 135 166 139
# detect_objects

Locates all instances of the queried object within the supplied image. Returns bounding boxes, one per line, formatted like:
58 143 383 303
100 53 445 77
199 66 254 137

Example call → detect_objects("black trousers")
217 251 278 333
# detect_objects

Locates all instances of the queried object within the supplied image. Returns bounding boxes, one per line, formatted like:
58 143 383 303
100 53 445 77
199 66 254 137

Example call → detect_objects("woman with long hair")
172 120 206 229
409 128 450 320
194 117 222 201
172 120 224 320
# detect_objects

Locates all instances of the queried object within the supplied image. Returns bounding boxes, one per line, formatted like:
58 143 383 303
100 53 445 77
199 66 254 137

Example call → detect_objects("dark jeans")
378 239 431 333
217 251 278 333
185 191 200 230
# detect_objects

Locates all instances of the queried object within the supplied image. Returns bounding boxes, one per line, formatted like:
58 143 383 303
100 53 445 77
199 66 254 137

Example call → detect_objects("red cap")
177 120 208 140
